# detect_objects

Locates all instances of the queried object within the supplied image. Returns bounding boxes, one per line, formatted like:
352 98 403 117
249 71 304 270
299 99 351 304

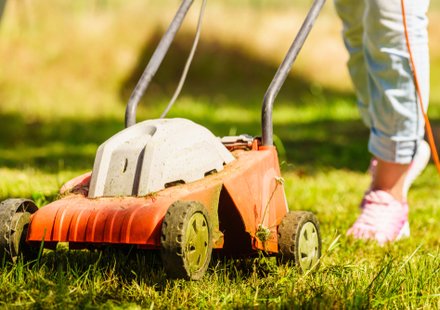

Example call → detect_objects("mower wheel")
160 201 212 280
0 199 39 263
277 211 321 272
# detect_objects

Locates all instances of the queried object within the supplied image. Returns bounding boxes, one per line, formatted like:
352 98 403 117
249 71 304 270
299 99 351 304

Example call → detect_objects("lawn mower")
0 0 325 280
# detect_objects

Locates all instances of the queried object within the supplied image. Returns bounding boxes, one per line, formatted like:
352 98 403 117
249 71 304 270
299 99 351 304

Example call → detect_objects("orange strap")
401 0 440 174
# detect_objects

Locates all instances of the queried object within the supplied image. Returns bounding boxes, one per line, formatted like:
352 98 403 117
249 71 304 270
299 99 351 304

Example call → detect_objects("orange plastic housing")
27 145 288 254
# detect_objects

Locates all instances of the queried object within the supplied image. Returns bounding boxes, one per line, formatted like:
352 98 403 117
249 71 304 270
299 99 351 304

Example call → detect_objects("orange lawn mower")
0 0 325 280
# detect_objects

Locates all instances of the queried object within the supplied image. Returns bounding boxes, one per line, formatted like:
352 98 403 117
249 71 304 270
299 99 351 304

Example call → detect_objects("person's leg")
334 0 371 127
365 0 430 200
364 0 430 167
368 139 430 200
372 160 409 201
335 0 430 200
348 0 430 244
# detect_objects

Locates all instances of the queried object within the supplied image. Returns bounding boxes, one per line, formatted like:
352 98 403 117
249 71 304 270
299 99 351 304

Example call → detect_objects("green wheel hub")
277 211 322 272
161 201 213 280
297 221 320 270
184 212 210 273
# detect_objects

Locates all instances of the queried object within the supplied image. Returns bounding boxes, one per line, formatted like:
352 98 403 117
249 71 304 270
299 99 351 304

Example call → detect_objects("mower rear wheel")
277 211 321 272
0 199 39 262
160 201 212 280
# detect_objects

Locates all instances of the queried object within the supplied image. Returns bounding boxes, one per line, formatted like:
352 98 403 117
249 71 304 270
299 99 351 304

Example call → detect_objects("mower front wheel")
277 211 321 272
0 199 39 263
160 201 213 280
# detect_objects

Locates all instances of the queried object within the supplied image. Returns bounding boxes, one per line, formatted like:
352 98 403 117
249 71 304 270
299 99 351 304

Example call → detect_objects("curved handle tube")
262 0 326 146
125 0 194 128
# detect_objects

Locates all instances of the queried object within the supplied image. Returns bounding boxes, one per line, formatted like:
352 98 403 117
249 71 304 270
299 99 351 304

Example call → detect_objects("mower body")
26 120 288 255
1 0 325 278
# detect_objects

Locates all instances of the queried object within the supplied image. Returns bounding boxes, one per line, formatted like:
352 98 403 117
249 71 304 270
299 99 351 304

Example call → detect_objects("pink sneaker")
347 190 410 245
350 141 430 245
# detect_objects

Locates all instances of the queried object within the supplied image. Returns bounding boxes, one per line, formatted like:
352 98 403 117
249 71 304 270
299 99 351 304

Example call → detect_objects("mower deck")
1 0 325 279
27 145 288 254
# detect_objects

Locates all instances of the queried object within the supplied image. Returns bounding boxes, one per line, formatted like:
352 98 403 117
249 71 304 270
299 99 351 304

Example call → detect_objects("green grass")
1 228 439 308
1 1 440 309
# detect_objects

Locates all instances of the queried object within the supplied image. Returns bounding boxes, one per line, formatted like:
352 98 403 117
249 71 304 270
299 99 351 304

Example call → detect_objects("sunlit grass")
0 1 439 308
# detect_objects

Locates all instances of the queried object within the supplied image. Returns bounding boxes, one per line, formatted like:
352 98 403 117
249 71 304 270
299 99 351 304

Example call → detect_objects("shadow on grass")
27 248 281 290
0 113 124 172
2 110 440 174
0 110 376 173
2 30 439 173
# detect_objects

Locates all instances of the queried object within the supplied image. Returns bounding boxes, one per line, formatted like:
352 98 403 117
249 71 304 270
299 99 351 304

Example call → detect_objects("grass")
1 236 439 308
1 0 440 308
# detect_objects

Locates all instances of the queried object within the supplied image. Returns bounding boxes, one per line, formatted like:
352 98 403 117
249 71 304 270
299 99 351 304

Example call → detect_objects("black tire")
0 199 39 263
277 211 321 272
160 201 212 280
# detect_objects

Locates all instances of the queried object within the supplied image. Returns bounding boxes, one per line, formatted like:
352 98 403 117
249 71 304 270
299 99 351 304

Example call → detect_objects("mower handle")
125 0 194 128
262 0 326 146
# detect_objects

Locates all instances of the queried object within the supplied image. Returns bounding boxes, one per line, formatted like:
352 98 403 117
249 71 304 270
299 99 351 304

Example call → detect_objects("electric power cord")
161 0 207 118
401 0 440 174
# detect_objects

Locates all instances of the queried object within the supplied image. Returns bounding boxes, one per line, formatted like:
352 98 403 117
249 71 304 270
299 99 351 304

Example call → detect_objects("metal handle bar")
125 0 194 128
262 0 326 146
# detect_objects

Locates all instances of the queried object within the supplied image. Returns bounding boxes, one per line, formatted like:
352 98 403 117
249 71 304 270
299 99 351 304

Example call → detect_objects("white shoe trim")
396 221 410 241
403 140 431 198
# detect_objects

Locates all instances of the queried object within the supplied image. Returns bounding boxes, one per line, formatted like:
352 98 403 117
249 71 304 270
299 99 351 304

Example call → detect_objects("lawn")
0 0 439 308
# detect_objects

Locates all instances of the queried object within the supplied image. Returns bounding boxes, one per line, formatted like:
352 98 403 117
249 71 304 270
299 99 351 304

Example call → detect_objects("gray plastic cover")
88 118 235 198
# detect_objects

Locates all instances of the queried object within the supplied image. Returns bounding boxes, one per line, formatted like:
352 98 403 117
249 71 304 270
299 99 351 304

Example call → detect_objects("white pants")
334 0 430 164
